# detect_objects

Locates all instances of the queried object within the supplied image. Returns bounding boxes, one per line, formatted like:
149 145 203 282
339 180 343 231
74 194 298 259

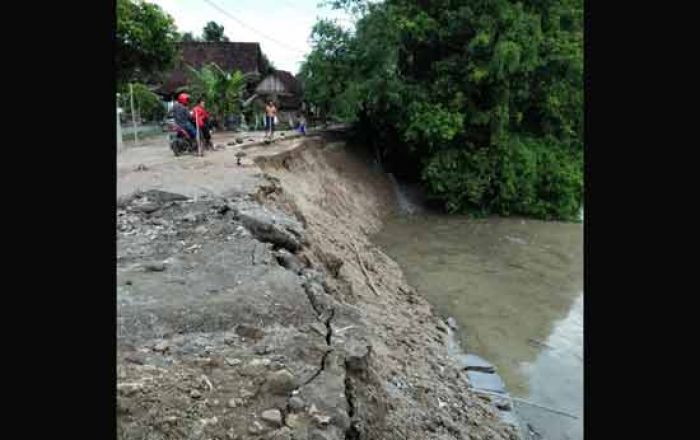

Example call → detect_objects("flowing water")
373 183 583 439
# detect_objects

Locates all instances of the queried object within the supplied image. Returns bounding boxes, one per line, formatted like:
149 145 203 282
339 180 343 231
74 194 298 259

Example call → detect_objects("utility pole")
196 111 202 156
130 83 138 144
116 94 123 153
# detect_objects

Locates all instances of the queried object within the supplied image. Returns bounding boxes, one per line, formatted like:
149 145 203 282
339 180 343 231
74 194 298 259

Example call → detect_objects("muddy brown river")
374 210 583 439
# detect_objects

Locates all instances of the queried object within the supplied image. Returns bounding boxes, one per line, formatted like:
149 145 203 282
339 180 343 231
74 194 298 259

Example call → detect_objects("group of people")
172 94 307 144
172 93 211 144
265 100 307 138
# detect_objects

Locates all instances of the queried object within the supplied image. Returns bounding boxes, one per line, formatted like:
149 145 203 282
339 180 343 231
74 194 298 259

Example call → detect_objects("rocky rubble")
117 190 379 440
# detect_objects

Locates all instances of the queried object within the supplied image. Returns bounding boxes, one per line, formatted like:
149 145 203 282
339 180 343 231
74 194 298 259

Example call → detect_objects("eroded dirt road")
116 132 517 440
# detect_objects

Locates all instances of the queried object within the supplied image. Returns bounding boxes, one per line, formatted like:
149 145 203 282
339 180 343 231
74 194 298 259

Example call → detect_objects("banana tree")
187 63 255 130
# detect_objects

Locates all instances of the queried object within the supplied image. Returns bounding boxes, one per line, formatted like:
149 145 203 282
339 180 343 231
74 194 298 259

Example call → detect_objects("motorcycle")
167 122 213 156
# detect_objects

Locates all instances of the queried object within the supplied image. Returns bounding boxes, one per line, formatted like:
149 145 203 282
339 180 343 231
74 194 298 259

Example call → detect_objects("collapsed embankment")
254 137 519 439
116 134 517 440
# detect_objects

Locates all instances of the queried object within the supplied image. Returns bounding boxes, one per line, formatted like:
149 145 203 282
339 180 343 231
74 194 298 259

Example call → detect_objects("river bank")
374 188 583 439
116 133 518 440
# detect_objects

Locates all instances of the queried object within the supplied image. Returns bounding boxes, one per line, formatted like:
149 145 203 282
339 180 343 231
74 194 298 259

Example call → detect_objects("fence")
117 89 169 154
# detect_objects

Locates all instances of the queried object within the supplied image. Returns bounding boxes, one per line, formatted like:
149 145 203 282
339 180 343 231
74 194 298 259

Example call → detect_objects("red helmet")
177 93 190 105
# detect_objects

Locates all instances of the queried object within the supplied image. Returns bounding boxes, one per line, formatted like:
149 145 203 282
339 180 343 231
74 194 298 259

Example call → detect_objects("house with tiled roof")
159 41 267 96
255 69 303 111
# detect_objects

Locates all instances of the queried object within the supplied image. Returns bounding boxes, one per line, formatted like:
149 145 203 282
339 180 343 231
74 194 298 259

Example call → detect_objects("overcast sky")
149 0 354 74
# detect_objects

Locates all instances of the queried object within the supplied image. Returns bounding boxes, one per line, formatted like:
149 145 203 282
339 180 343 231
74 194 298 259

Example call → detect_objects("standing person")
265 100 277 139
192 97 211 148
173 93 196 139
297 112 307 135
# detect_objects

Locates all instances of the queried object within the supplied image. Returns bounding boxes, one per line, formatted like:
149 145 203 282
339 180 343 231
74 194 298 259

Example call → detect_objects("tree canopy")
187 63 251 128
116 0 179 86
202 21 230 42
180 32 197 42
300 0 583 220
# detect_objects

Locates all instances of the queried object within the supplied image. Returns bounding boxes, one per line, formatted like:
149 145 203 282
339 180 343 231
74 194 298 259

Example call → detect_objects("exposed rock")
266 427 292 440
447 317 458 330
200 416 218 426
131 203 160 214
240 358 271 376
466 371 507 394
190 389 202 399
225 357 242 366
248 421 266 434
153 340 169 353
456 353 496 373
312 413 331 426
264 369 298 395
142 262 166 272
344 343 371 375
494 396 513 411
261 409 283 427
232 201 305 252
139 190 188 204
255 344 272 355
240 388 257 400
274 249 304 273
309 429 338 440
124 352 146 365
302 280 333 316
284 413 305 430
309 323 327 337
288 396 305 412
117 382 144 396
236 324 265 340
182 213 198 222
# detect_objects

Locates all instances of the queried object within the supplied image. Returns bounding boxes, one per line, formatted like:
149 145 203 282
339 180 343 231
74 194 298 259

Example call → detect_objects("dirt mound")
257 141 518 440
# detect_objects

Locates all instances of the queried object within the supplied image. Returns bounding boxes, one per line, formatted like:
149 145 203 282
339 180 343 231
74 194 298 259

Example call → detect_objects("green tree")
180 32 198 42
187 63 251 129
302 0 583 220
116 0 179 86
298 20 354 123
118 83 166 123
202 21 229 42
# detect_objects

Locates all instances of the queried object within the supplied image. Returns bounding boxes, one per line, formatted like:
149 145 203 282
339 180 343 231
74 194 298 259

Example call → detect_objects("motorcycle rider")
173 93 196 139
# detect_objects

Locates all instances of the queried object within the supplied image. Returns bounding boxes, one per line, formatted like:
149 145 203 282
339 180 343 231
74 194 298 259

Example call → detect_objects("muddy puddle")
373 204 583 439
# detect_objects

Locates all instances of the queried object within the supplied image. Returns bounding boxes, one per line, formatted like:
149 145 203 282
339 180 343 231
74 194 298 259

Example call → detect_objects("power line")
201 0 307 55
274 0 300 12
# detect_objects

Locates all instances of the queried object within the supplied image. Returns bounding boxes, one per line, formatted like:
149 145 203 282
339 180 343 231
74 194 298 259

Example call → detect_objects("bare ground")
116 133 517 440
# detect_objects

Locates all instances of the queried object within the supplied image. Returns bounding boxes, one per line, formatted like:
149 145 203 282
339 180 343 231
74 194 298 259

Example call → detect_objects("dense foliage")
300 0 583 220
116 0 179 86
187 63 251 128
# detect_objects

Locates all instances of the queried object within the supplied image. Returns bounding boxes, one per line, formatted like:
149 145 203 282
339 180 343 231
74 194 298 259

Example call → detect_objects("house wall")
256 76 288 95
